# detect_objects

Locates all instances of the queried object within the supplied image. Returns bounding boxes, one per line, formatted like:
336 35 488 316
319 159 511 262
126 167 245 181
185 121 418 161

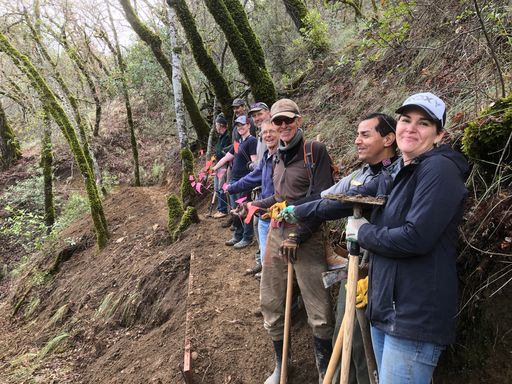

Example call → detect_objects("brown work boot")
325 244 348 271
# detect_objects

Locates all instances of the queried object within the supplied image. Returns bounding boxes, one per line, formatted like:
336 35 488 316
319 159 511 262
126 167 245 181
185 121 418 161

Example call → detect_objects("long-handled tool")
356 308 378 384
206 189 217 217
321 194 384 384
323 318 344 384
280 260 294 384
340 229 360 384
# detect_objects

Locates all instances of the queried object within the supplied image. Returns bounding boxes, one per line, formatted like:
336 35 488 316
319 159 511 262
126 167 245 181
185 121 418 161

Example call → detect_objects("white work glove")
345 216 369 242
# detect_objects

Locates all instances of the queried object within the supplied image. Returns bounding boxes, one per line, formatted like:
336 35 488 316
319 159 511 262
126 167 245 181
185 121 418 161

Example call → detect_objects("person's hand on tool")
277 205 297 224
279 233 299 263
261 201 287 220
355 276 368 309
345 216 369 242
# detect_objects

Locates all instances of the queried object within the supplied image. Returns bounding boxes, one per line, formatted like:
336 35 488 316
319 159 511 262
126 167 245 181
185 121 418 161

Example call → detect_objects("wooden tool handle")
340 254 358 384
356 308 378 384
280 262 294 384
323 318 344 384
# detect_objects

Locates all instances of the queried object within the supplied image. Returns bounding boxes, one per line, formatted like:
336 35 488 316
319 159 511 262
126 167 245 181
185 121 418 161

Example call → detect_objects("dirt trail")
0 186 318 384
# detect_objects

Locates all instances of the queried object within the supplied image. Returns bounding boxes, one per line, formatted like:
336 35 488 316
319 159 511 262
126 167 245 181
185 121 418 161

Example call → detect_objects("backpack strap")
303 140 316 197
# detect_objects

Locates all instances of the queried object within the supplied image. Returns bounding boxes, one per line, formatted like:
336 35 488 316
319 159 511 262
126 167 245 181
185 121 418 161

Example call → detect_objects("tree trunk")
168 0 233 122
25 14 101 191
282 0 330 56
167 1 188 149
107 3 141 186
283 0 307 30
0 98 22 170
118 0 210 146
203 0 277 105
223 0 266 68
41 111 55 232
0 32 109 249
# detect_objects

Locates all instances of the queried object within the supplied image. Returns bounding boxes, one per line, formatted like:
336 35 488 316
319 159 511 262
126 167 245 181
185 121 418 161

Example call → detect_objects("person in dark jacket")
287 93 469 384
212 115 258 249
212 113 232 218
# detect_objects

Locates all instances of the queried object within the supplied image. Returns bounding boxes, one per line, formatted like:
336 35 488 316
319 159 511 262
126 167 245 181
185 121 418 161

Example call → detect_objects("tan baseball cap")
270 99 301 121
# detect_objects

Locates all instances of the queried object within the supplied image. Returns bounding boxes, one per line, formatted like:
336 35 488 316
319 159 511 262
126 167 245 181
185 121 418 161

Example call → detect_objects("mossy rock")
461 94 512 168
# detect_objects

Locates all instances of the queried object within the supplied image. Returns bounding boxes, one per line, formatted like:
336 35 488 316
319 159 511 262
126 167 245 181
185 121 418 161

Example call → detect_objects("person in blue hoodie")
281 93 469 384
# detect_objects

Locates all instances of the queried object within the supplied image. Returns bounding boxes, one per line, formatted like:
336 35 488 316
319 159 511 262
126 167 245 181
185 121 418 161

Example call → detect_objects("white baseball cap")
396 92 446 128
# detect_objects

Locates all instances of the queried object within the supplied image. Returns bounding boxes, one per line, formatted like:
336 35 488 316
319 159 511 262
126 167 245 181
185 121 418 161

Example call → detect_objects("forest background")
0 0 511 382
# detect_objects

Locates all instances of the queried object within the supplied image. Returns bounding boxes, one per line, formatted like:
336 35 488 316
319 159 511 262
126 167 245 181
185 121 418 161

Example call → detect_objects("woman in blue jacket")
288 93 469 384
348 92 469 384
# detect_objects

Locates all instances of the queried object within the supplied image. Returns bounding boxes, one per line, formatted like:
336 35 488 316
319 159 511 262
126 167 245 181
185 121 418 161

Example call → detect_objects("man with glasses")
282 113 399 384
249 99 335 384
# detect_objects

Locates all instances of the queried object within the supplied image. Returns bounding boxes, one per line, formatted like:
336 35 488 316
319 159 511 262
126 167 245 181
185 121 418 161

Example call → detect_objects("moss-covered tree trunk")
25 15 101 190
282 0 330 56
118 0 210 146
0 98 22 170
0 32 109 249
223 0 266 67
203 0 277 105
283 0 307 30
180 147 195 207
168 0 233 122
107 3 141 186
41 111 55 232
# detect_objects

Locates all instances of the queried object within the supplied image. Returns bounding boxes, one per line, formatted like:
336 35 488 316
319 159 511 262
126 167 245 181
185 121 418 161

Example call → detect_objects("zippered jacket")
227 150 275 199
294 145 469 345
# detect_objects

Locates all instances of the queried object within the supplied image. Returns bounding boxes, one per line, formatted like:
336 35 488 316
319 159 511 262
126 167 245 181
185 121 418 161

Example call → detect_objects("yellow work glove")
355 276 368 309
261 201 287 220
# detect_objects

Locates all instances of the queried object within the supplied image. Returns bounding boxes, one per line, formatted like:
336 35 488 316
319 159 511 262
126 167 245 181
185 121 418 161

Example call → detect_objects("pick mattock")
322 194 385 384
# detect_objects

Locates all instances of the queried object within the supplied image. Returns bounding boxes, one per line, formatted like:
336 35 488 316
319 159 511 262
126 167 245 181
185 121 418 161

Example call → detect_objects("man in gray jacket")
282 112 399 383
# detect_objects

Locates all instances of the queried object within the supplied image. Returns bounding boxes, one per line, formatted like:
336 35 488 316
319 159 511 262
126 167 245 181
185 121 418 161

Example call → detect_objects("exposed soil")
0 186 320 384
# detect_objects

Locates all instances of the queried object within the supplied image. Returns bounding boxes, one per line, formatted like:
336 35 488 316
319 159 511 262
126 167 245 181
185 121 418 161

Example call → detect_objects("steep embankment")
0 187 189 383
0 186 322 383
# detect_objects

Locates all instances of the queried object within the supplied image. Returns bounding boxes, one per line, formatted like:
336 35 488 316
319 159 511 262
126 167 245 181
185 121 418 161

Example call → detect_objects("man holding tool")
280 112 399 384
249 99 335 384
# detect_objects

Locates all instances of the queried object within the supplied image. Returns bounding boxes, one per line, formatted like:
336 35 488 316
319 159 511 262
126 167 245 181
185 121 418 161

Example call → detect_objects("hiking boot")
326 245 348 271
245 263 262 275
265 340 289 384
313 337 332 384
212 211 227 219
254 272 261 279
225 237 241 246
233 238 253 249
221 216 233 228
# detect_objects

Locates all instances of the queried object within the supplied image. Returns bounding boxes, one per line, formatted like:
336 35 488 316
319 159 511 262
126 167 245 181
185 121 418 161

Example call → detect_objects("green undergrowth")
7 332 71 382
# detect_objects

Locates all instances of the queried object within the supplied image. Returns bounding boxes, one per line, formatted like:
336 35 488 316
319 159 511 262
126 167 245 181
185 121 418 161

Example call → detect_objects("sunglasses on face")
273 117 296 126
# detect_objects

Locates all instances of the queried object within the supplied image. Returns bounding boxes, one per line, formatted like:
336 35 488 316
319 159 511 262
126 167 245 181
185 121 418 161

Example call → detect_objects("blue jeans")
258 218 270 264
214 168 228 213
229 181 253 242
371 326 445 384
